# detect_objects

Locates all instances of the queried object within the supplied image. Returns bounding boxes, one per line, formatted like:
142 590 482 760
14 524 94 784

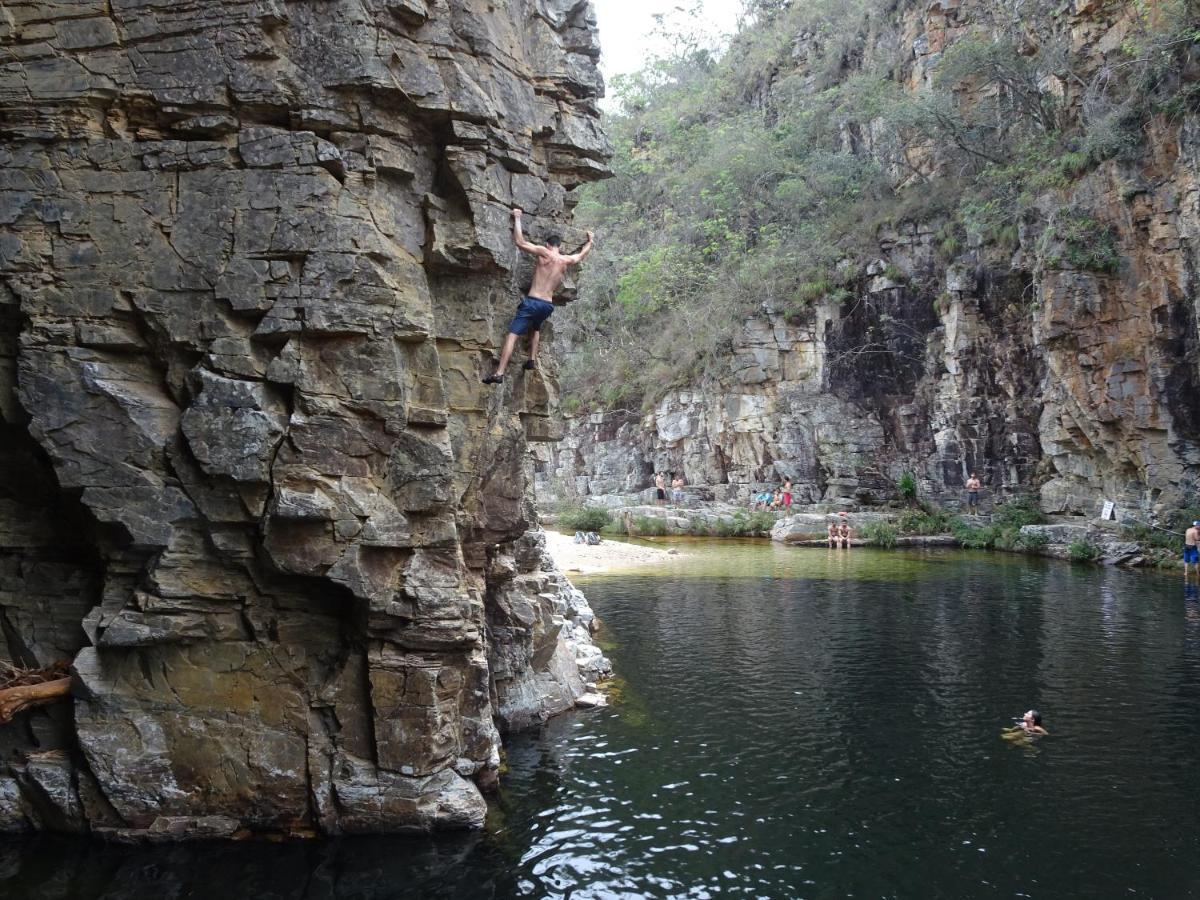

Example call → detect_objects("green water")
570 535 989 580
5 542 1200 899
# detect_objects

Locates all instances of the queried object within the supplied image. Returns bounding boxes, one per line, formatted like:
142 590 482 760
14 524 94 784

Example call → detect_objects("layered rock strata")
548 0 1200 520
0 0 609 837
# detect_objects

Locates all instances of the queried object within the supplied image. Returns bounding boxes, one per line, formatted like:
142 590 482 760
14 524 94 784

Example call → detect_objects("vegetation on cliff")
564 0 1200 410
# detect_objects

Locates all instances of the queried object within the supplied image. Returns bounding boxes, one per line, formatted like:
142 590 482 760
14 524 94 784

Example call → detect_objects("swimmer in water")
1020 709 1048 735
1002 709 1048 739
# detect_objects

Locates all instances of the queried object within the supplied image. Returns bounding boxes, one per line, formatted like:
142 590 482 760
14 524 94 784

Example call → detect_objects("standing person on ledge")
965 472 982 513
482 207 594 385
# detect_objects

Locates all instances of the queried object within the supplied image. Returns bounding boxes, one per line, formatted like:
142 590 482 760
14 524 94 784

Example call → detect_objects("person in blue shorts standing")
482 208 594 385
1184 521 1200 577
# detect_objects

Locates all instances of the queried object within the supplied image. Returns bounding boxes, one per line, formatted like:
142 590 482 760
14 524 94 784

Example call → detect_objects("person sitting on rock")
482 207 594 385
839 520 852 548
827 521 838 548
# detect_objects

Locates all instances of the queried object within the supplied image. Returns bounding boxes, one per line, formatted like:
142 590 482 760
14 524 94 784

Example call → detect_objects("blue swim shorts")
509 296 555 335
1184 545 1199 564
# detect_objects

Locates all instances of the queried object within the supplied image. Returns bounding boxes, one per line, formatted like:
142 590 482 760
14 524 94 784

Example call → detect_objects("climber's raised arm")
564 231 594 265
511 208 546 256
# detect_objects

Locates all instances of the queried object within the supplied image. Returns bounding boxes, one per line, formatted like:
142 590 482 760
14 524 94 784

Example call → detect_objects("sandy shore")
544 530 688 575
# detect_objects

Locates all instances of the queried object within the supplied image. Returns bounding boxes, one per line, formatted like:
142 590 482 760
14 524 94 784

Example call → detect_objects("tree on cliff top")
560 0 1200 413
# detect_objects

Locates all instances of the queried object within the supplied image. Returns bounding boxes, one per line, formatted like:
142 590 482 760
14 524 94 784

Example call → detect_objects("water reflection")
0 833 514 899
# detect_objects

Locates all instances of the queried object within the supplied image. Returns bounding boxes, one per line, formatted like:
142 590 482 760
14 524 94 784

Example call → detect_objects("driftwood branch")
0 660 72 723
0 678 72 724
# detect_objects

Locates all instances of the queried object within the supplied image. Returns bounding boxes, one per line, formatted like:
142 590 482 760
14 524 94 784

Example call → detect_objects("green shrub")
937 222 965 259
991 497 1047 530
700 510 776 537
1052 149 1091 180
951 503 1048 552
896 472 918 504
1122 523 1169 549
862 521 898 548
993 526 1047 552
1014 529 1049 552
1045 211 1121 274
1123 507 1200 551
710 517 738 537
992 527 1020 551
951 518 1000 549
1068 540 1100 563
630 515 668 537
746 510 777 534
558 505 613 532
896 507 951 535
951 494 1044 551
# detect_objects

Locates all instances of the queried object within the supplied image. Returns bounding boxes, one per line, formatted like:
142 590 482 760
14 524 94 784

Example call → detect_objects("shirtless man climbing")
482 208 594 385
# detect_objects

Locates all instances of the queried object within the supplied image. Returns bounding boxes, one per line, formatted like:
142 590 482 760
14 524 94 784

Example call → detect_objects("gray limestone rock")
487 532 611 730
0 0 609 838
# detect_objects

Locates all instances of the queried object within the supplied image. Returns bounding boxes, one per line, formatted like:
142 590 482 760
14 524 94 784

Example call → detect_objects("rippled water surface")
8 543 1200 899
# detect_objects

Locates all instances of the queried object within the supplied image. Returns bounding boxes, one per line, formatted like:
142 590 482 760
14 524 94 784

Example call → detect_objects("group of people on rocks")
654 472 687 506
750 479 794 512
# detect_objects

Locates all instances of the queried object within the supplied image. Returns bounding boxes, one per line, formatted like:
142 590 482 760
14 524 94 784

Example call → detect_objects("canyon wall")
547 0 1200 519
0 0 608 837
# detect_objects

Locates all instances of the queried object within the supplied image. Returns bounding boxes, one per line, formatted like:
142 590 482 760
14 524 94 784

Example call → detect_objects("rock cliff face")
548 0 1200 519
0 0 609 837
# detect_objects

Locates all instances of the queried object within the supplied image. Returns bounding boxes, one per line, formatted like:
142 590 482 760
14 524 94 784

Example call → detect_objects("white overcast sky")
593 0 745 82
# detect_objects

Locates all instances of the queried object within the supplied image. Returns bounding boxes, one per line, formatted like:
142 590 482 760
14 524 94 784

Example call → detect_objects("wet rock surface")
0 0 609 837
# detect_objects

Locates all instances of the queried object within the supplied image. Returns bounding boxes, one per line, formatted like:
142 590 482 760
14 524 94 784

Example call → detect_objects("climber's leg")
484 297 553 385
524 329 541 370
483 333 519 384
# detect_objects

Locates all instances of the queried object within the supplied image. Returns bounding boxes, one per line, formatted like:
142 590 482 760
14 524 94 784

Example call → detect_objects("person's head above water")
1024 709 1042 727
544 233 562 248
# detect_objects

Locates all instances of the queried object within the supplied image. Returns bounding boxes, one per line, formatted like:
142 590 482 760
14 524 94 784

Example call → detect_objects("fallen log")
0 660 73 723
0 677 72 724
